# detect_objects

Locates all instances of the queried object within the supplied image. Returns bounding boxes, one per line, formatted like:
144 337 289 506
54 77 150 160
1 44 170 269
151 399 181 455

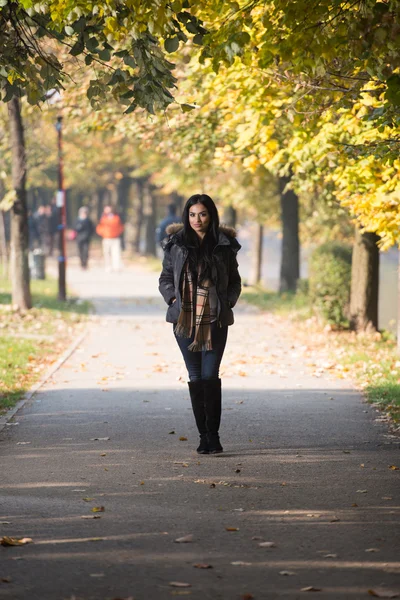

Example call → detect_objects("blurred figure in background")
156 203 178 246
34 205 50 253
96 205 124 272
28 209 39 250
75 206 94 270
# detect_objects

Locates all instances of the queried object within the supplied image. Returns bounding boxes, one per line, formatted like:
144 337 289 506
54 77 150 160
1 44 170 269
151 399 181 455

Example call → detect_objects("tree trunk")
249 223 263 285
0 210 8 278
279 176 299 293
8 96 31 309
349 227 379 332
398 247 400 353
143 184 157 256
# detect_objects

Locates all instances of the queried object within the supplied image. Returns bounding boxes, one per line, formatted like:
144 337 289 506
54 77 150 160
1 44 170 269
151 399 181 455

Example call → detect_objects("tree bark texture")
279 176 300 293
350 227 379 332
8 96 31 309
398 248 400 353
249 223 263 286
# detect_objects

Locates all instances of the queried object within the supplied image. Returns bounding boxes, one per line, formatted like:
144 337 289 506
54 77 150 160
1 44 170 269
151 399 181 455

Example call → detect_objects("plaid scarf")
174 261 212 352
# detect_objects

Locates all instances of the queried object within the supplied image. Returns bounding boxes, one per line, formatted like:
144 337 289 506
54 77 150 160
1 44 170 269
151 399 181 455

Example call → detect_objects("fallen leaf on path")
356 489 368 493
193 563 212 569
90 437 110 441
209 483 216 488
368 590 400 598
242 594 254 600
1 577 12 583
352 503 358 507
365 548 380 553
83 497 94 502
89 573 105 578
388 465 399 470
91 506 105 513
323 554 338 558
231 561 252 566
382 497 393 500
81 516 101 520
225 527 239 532
169 582 192 588
0 537 33 546
100 453 106 457
174 535 193 543
169 431 175 435
301 587 322 592
0 522 11 525
259 542 276 548
16 442 31 445
330 517 340 522
279 571 296 576
179 437 188 441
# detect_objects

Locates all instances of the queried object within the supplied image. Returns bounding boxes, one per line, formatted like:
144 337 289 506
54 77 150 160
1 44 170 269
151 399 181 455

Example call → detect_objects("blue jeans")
174 323 228 381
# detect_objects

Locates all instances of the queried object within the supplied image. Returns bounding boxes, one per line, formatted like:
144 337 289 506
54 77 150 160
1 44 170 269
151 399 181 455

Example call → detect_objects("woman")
75 206 94 269
159 194 241 455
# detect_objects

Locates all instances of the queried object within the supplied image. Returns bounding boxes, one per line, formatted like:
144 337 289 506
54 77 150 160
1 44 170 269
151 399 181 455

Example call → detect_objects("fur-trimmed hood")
163 222 240 253
165 223 238 238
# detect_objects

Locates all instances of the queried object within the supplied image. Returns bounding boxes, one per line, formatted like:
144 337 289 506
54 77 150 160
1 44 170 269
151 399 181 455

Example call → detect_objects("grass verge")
242 285 400 426
0 274 91 414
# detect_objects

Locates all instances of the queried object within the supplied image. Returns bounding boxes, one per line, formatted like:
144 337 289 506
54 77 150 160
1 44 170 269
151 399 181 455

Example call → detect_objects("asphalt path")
0 257 399 600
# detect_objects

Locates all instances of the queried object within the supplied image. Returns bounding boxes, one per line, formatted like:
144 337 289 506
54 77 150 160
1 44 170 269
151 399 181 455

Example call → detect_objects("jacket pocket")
166 299 180 322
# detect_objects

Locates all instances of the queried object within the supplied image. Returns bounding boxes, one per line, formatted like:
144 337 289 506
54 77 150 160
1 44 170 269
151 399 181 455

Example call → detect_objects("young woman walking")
159 194 241 454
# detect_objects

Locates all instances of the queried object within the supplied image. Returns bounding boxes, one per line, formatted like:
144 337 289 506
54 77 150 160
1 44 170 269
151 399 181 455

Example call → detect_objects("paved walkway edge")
0 329 88 433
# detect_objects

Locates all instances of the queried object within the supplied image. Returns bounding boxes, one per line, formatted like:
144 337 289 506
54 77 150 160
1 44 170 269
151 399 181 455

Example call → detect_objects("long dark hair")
182 194 220 284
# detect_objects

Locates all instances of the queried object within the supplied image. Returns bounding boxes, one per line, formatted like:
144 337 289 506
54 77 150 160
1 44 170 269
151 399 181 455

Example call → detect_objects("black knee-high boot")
203 378 223 454
188 380 209 454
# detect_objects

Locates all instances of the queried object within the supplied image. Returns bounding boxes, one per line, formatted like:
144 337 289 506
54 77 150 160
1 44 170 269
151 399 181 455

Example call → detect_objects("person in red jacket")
96 205 124 272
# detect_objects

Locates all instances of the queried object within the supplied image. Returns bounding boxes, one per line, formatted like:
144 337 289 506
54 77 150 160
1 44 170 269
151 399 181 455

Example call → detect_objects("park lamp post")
55 115 67 301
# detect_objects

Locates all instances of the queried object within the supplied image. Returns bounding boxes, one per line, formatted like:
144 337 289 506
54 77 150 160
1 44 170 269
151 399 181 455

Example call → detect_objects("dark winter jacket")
75 217 94 243
159 224 242 326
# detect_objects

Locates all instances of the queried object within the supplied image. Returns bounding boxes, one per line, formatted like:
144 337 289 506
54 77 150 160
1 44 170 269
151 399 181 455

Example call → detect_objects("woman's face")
188 203 210 238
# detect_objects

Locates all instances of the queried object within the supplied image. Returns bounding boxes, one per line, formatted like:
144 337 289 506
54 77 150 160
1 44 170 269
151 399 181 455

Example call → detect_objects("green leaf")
73 17 87 33
70 40 84 56
123 55 136 68
64 25 75 36
234 31 250 46
86 37 99 52
99 48 111 61
186 21 198 34
164 37 180 53
114 49 129 58
193 34 203 45
124 102 137 114
181 103 197 112
85 54 93 65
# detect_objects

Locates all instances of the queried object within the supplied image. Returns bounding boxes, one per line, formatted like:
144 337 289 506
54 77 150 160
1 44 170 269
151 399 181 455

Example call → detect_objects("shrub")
309 242 352 327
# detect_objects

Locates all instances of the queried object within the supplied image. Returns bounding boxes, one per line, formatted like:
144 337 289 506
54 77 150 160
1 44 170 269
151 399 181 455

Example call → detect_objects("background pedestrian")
159 194 241 454
96 205 124 272
75 206 94 269
156 203 178 246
